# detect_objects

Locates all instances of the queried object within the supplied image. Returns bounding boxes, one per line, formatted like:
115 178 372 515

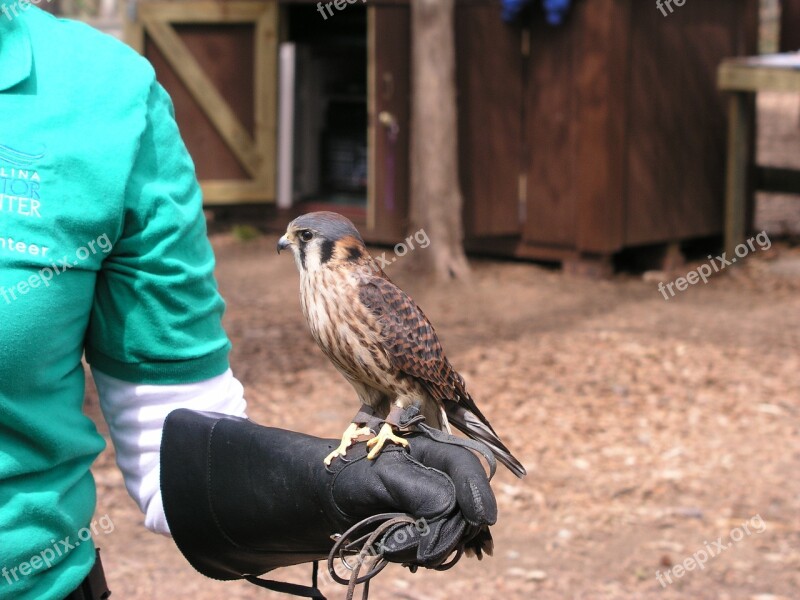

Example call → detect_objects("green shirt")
0 7 230 599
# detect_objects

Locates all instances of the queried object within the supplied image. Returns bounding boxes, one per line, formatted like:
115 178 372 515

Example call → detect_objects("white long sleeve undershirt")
92 368 248 535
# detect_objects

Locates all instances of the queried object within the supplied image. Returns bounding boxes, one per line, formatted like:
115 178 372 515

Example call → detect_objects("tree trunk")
409 0 471 280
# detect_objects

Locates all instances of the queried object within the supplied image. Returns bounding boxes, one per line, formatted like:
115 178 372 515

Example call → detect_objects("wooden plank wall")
781 0 800 51
127 0 759 256
455 3 524 238
524 11 578 249
523 0 630 255
572 0 630 254
519 0 758 256
625 1 758 247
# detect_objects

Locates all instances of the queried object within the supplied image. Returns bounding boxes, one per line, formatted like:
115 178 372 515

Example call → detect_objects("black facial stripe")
299 244 306 270
320 240 335 264
347 246 363 261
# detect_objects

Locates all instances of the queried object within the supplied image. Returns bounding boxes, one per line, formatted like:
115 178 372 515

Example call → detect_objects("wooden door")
367 1 522 244
125 1 277 205
366 3 410 243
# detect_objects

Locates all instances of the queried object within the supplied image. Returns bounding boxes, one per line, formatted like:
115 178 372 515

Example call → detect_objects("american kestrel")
278 212 526 478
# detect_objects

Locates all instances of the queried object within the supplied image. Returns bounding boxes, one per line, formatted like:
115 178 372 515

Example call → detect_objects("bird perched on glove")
278 211 526 478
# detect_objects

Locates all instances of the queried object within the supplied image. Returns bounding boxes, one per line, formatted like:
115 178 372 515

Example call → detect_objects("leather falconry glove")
160 409 497 596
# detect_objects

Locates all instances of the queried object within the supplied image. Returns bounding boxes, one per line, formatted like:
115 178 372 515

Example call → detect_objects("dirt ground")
82 95 800 600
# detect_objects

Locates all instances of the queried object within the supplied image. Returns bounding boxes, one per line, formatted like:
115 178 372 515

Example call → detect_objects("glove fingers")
415 512 466 565
409 439 498 527
380 513 466 567
455 471 498 526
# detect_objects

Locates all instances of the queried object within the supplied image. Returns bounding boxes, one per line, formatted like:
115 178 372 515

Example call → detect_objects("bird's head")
277 211 369 275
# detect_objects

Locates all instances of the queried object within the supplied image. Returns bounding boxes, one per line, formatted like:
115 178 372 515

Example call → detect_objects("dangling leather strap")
245 561 326 599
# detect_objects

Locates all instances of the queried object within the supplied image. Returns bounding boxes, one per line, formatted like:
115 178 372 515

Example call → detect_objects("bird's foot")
324 423 373 465
366 422 409 460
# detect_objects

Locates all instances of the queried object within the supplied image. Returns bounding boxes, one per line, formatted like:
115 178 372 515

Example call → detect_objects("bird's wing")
358 274 490 423
359 274 527 478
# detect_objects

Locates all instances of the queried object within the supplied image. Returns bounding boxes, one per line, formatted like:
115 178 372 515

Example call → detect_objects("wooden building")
781 0 800 50
125 0 759 270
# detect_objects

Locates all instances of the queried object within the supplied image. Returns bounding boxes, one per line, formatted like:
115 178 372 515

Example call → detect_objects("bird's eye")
299 230 314 243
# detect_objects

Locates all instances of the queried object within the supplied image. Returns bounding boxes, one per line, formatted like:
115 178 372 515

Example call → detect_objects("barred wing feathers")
358 275 526 478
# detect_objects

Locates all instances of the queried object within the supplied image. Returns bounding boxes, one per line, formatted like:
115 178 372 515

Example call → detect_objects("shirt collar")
0 2 33 92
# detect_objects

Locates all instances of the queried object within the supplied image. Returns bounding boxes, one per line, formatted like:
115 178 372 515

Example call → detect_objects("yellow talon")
324 423 372 465
366 423 409 460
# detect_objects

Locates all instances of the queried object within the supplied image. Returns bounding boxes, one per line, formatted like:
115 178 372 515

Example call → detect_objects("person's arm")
86 78 230 385
85 77 240 531
92 368 246 534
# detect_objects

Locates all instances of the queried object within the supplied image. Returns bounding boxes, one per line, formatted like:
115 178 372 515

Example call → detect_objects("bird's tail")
464 525 494 559
444 401 527 478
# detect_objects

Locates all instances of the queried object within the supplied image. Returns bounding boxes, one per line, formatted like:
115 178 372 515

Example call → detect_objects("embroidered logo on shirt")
0 144 45 167
0 143 44 218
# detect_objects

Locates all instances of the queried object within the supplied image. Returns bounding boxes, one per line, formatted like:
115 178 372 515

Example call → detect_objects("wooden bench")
718 53 800 256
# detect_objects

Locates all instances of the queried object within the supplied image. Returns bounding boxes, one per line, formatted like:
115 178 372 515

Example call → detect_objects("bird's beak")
277 234 291 254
